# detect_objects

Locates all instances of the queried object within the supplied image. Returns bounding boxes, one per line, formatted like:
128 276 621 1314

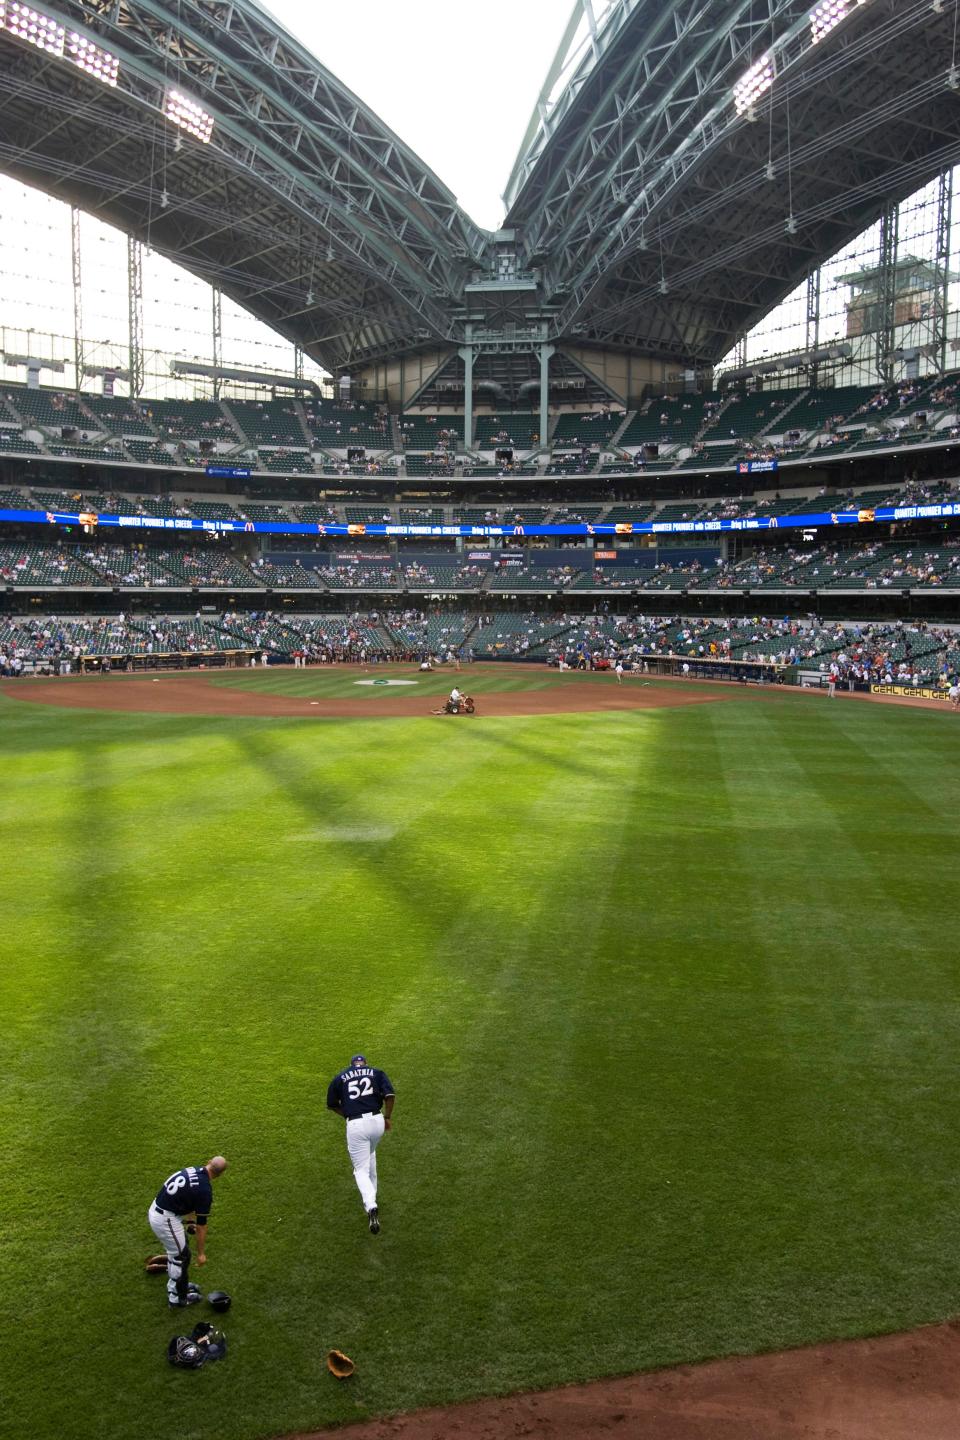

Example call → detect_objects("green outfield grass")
208 661 601 699
3 680 960 1440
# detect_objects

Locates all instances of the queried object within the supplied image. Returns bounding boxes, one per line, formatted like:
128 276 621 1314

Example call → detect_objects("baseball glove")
145 1253 168 1274
326 1349 355 1379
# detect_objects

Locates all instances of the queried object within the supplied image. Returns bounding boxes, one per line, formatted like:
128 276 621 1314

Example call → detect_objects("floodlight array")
3 1 64 55
164 88 214 143
66 31 118 86
2 4 120 86
810 0 869 45
733 54 774 115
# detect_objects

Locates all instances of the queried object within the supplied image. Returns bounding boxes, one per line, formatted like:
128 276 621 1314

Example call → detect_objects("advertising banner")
4 501 960 541
870 685 951 701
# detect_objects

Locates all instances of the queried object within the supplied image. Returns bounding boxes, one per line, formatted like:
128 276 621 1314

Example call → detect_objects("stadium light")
1 3 120 85
733 54 774 116
810 0 870 45
66 31 118 86
3 2 65 56
164 88 214 144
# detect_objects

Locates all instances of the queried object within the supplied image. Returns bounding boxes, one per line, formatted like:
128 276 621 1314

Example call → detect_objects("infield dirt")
2 666 946 718
1 670 727 717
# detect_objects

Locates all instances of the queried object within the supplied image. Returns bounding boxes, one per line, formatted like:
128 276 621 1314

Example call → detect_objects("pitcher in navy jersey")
327 1054 395 1234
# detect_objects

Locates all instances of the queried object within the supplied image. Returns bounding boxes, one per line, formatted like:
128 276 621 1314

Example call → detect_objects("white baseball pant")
345 1113 385 1211
148 1201 189 1303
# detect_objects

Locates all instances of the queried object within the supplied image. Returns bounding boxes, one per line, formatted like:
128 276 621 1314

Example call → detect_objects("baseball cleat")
368 1206 380 1235
169 1292 203 1308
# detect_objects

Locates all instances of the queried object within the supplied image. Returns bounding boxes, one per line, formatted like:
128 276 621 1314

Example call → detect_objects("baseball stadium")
5 1 960 1436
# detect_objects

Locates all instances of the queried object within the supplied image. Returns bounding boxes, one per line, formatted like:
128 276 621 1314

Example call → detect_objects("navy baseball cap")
351 1053 367 1066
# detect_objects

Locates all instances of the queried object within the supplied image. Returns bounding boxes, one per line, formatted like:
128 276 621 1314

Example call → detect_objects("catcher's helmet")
167 1335 206 1369
207 1290 231 1312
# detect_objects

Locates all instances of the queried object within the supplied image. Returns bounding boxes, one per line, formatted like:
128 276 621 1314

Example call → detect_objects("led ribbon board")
1 503 959 540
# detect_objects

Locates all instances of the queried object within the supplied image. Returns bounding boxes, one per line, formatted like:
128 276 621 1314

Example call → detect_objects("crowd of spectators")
2 606 959 685
318 562 398 589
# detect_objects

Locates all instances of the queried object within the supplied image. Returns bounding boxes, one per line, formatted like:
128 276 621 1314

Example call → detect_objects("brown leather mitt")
326 1349 355 1379
145 1253 168 1274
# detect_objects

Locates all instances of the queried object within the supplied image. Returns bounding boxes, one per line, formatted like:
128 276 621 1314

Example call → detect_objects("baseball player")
327 1054 395 1234
148 1156 228 1307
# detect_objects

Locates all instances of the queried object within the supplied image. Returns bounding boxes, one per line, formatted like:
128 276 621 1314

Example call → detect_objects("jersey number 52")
347 1076 373 1099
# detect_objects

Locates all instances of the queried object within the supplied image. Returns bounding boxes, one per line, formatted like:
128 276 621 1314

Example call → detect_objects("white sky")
260 0 575 231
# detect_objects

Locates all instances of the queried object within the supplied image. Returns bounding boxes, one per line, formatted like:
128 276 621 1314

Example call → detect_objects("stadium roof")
0 0 959 376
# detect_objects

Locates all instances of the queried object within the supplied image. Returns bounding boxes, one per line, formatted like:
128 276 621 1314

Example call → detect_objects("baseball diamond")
5 2 960 1439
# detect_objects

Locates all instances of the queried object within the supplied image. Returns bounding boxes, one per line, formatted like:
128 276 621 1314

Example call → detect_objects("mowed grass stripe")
209 665 561 698
2 693 960 1439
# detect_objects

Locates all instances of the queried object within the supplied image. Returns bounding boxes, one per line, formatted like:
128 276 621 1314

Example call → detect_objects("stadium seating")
141 548 260 587
652 501 704 524
775 386 869 436
124 440 178 466
81 545 186 588
135 495 187 518
570 565 646 590
405 455 456 477
402 562 464 588
303 400 391 449
619 394 718 448
294 503 338 524
227 400 307 447
551 504 605 522
239 502 290 523
2 602 958 686
7 387 88 430
451 507 501 524
258 451 316 474
0 432 43 455
83 396 155 437
248 559 323 588
707 389 804 441
142 399 237 444
605 504 657 522
47 443 123 462
545 455 597 475
677 442 740 470
551 411 622 447
399 507 444 523
472 614 572 656
344 506 392 524
0 542 103 585
474 414 541 449
318 562 400 589
399 415 463 448
189 499 241 522
487 562 581 591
